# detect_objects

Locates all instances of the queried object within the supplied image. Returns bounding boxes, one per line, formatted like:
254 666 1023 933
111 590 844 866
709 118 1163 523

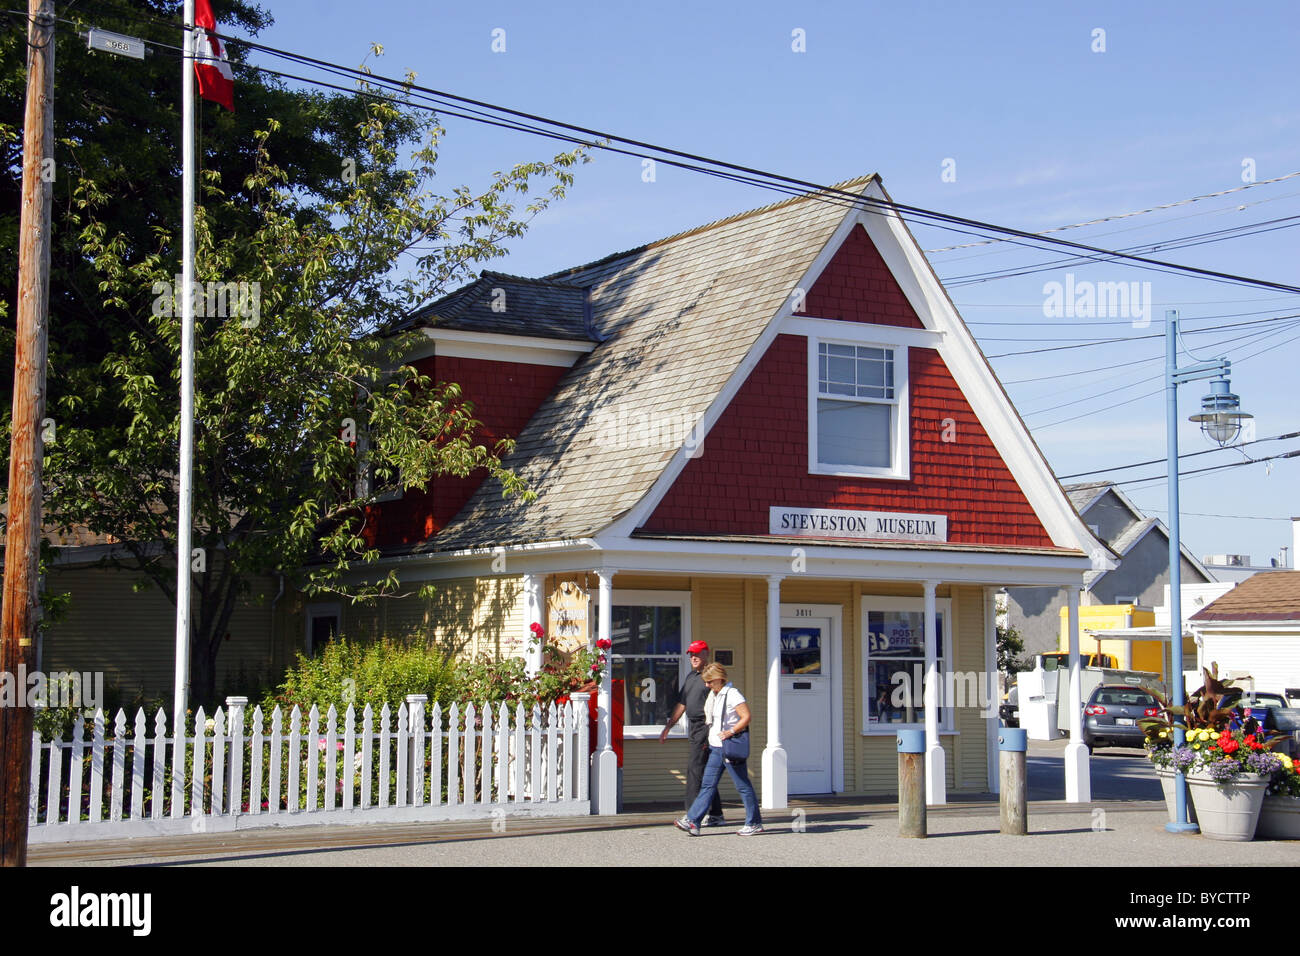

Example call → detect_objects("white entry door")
780 616 833 793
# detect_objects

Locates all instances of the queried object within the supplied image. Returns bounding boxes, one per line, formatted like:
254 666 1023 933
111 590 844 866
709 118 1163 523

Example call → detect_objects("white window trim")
808 336 910 480
593 589 693 739
860 595 953 735
305 602 342 657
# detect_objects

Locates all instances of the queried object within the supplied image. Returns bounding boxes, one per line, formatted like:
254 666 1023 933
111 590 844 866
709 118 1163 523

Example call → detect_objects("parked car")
1000 685 1019 727
1083 684 1161 752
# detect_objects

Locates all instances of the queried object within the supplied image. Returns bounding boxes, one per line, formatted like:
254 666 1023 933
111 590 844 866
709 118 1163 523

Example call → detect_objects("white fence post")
430 703 443 808
360 704 374 810
130 709 146 821
324 705 338 812
343 704 356 811
572 692 591 802
406 695 427 807
46 726 63 824
496 702 509 805
447 703 460 807
227 696 247 815
28 731 41 826
89 709 105 824
211 708 226 816
305 705 320 813
151 710 166 820
463 703 476 805
250 706 265 816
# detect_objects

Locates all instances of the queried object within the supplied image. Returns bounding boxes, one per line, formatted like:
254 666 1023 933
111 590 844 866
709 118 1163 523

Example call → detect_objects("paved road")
29 741 1291 867
27 798 1296 867
1027 737 1162 801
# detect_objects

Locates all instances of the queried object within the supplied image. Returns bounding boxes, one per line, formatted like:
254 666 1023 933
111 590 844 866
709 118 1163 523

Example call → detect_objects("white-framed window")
591 590 692 738
305 602 342 657
809 338 909 479
861 596 952 734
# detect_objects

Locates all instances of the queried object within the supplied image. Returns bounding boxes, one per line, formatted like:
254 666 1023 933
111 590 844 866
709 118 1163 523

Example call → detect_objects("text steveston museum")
769 507 948 543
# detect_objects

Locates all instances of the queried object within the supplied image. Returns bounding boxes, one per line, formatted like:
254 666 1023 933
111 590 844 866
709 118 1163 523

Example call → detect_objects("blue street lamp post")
1164 308 1252 834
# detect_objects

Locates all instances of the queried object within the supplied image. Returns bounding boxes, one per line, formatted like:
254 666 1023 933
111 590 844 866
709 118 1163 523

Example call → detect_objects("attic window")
809 339 910 479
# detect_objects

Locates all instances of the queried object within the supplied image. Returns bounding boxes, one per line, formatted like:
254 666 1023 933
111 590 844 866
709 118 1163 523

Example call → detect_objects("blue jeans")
687 746 761 827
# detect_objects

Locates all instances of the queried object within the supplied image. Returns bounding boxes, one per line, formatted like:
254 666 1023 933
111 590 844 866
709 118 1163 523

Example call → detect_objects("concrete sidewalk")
27 795 1298 867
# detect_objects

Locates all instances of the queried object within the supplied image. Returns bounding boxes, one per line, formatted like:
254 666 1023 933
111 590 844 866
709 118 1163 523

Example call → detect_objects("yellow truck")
1057 603 1191 681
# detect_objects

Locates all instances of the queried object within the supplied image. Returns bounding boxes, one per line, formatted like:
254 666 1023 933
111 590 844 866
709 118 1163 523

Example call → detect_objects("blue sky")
251 0 1300 568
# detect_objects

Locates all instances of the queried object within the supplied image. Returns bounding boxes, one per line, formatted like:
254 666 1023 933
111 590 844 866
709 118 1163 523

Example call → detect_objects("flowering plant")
1268 752 1300 797
1182 726 1284 780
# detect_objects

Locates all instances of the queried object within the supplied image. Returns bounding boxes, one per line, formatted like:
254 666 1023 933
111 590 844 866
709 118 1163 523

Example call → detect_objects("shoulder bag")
718 688 750 762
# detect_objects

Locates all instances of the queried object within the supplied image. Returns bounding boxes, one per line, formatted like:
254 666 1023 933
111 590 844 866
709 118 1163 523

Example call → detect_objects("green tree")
2 2 586 705
997 623 1027 674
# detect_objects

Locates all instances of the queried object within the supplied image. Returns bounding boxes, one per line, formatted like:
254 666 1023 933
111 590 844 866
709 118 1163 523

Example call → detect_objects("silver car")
1083 685 1160 752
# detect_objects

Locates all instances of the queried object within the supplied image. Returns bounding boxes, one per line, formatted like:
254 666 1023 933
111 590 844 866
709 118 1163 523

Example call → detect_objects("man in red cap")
660 640 724 824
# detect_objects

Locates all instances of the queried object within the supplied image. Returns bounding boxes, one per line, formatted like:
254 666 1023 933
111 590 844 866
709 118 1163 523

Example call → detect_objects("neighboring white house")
1189 570 1300 701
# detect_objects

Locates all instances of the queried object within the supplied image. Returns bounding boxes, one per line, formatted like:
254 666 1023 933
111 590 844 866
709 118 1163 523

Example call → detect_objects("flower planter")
1185 770 1269 841
1155 767 1196 825
1257 794 1300 840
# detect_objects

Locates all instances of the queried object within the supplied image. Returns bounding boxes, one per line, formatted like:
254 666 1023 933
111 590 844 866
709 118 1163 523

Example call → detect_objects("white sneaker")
704 814 726 827
737 824 764 836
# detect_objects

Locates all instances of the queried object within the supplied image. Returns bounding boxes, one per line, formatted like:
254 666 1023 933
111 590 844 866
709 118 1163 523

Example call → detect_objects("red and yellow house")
328 174 1108 812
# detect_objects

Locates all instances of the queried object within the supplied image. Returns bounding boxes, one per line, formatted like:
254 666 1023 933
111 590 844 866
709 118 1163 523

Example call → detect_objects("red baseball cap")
688 641 709 655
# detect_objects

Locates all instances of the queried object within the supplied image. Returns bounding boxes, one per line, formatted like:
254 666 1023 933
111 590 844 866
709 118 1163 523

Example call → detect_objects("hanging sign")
547 578 589 656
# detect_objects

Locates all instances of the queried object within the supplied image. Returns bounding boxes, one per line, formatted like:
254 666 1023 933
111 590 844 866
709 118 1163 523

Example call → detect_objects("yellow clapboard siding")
41 565 281 703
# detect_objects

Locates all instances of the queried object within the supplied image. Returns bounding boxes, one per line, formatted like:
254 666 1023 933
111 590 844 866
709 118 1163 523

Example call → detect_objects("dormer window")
809 339 910 479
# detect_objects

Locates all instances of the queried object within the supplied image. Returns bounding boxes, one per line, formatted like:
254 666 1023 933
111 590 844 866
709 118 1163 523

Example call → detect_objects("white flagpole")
173 0 196 732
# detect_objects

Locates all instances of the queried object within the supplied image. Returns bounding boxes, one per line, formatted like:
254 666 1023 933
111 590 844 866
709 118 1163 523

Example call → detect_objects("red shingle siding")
640 334 1053 548
366 356 568 548
803 225 925 329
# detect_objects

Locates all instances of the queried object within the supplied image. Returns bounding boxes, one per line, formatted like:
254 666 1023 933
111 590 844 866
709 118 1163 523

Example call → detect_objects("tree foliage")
2 1 587 704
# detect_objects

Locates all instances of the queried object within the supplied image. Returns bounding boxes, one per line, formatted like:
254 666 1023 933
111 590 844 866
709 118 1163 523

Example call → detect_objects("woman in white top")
674 662 763 835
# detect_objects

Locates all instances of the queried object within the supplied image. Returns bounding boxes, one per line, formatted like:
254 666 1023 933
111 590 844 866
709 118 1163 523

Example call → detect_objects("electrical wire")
1055 432 1300 480
47 3 1300 298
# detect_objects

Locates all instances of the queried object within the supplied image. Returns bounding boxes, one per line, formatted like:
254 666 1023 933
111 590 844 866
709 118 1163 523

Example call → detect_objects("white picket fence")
27 692 590 843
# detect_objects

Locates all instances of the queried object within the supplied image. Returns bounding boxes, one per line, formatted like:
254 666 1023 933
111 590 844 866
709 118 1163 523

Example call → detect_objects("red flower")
596 638 612 650
1220 739 1239 754
529 622 545 637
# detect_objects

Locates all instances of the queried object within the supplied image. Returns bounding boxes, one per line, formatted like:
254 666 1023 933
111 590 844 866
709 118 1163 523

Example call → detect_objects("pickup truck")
1218 688 1300 734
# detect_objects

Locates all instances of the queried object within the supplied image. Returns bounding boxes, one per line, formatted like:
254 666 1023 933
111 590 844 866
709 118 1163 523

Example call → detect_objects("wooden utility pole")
1 0 55 868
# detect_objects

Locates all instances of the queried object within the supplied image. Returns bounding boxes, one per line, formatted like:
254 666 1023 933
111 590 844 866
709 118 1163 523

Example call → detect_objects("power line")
986 312 1300 358
52 3 1300 298
925 172 1300 254
1055 432 1300 480
1114 448 1300 489
1019 319 1300 417
940 214 1300 287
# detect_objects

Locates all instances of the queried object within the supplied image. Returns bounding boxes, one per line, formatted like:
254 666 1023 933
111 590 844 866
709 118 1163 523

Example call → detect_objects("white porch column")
1064 586 1091 803
523 574 544 677
984 586 1000 795
592 569 618 814
923 579 946 805
761 574 787 810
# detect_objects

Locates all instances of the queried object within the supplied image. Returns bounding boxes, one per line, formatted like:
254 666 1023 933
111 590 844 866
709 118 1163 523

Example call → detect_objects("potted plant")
1143 729 1197 825
1182 726 1282 841
1139 665 1286 839
1258 751 1300 840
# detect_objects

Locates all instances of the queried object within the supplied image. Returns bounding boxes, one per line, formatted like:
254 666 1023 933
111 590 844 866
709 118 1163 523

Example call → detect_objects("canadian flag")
193 0 234 111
